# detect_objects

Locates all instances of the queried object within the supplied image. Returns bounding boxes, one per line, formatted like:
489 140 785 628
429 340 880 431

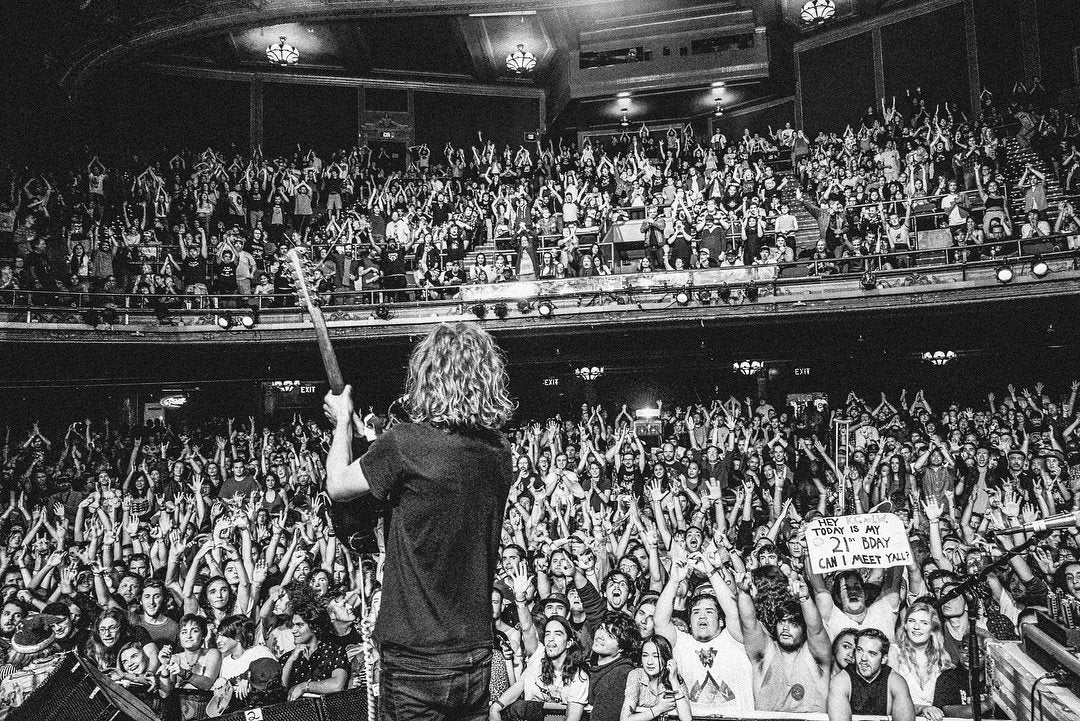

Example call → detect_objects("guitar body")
329 497 383 553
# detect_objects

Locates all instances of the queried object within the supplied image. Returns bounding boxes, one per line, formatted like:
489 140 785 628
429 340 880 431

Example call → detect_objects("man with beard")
132 580 178 647
0 599 26 661
810 567 901 642
736 574 831 711
827 629 914 721
654 544 753 715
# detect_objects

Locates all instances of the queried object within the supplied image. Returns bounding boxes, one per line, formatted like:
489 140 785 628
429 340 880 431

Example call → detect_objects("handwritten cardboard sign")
805 513 912 573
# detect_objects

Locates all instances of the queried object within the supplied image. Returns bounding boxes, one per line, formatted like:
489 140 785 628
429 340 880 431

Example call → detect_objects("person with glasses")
83 607 159 674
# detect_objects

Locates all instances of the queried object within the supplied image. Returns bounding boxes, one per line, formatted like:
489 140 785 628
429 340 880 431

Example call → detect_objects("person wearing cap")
42 601 85 653
6 613 61 670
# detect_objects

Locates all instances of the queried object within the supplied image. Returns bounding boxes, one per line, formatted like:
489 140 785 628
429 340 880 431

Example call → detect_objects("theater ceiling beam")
60 0 604 97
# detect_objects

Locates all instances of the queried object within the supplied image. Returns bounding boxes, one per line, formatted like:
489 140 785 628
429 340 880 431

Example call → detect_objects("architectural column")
249 77 264 152
1019 0 1041 84
871 27 885 104
963 0 981 112
793 51 804 130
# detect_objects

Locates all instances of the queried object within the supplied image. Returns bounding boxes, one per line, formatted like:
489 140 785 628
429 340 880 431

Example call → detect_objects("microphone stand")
934 528 1052 721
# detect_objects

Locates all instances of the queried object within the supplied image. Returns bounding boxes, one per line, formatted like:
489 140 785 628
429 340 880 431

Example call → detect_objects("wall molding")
793 0 962 52
143 63 545 99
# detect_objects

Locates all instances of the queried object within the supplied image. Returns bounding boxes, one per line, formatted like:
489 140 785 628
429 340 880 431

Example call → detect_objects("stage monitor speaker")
13 653 157 721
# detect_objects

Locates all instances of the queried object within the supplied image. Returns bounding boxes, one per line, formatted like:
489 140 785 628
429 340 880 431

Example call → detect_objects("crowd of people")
0 82 1077 310
1 372 1080 720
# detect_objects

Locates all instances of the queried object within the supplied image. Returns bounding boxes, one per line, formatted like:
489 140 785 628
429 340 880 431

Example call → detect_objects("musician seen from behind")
325 322 516 721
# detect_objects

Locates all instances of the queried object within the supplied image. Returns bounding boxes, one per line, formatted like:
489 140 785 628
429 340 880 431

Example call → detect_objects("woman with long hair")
890 602 953 721
621 634 692 721
83 607 159 674
325 322 516 721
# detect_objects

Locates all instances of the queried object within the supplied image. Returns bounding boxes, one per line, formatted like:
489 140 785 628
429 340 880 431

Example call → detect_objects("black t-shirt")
359 422 512 653
182 255 207 286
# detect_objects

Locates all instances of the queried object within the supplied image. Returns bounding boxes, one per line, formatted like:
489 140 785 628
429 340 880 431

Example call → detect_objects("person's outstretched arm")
324 386 370 501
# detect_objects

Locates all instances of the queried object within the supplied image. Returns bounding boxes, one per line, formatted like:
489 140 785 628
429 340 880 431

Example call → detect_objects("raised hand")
921 496 943 522
1001 490 1022 519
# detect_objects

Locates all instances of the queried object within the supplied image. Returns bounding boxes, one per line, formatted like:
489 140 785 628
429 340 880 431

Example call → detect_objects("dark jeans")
380 644 492 721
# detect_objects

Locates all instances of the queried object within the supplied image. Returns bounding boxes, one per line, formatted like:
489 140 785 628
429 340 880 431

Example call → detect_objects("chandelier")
506 44 537 73
733 360 764 376
921 351 957 367
266 36 299 66
575 366 605 382
800 0 836 24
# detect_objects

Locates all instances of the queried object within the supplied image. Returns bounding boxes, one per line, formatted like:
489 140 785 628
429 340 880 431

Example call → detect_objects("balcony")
1 244 1077 346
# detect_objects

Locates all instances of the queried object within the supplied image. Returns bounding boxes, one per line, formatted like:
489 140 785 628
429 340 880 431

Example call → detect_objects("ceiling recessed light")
616 91 632 98
711 81 725 88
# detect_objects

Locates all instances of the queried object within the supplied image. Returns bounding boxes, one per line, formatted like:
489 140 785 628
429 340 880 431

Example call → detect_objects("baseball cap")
540 593 570 612
248 657 283 691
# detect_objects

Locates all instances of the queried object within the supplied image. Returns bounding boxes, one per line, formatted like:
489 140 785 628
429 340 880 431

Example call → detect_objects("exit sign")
380 131 394 139
795 367 811 376
543 378 559 387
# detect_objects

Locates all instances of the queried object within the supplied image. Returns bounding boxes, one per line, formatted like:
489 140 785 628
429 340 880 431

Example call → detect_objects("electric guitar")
284 247 381 551
285 247 379 718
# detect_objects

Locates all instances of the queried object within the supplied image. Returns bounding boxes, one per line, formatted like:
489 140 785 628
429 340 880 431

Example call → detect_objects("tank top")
753 643 828 713
846 664 891 716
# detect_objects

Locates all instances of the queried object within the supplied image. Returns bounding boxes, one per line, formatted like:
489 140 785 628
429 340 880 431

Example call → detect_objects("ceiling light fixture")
506 44 537 73
575 366 606 382
733 360 765 376
921 350 957 366
266 36 299 66
801 0 837 25
620 110 630 127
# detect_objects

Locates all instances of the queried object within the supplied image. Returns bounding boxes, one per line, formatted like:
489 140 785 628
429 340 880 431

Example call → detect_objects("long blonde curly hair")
404 322 516 429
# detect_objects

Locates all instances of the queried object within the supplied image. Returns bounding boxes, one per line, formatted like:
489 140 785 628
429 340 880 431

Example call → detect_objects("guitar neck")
306 303 345 394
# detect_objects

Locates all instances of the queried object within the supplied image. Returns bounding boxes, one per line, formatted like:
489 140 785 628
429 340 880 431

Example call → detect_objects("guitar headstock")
284 247 323 312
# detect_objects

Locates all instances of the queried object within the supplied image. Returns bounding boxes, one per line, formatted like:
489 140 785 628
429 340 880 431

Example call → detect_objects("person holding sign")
826 629 915 721
809 565 902 642
735 572 832 712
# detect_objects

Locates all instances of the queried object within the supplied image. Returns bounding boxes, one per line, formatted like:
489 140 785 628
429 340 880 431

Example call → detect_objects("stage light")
215 314 233 330
635 408 661 420
718 284 732 302
517 300 533 313
470 303 487 319
238 309 257 329
745 282 759 301
860 270 877 290
493 302 509 319
537 301 554 317
675 289 691 306
996 263 1014 283
697 290 713 304
1031 256 1049 278
374 304 391 320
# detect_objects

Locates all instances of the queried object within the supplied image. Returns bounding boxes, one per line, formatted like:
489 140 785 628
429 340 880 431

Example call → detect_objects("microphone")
994 510 1080 535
